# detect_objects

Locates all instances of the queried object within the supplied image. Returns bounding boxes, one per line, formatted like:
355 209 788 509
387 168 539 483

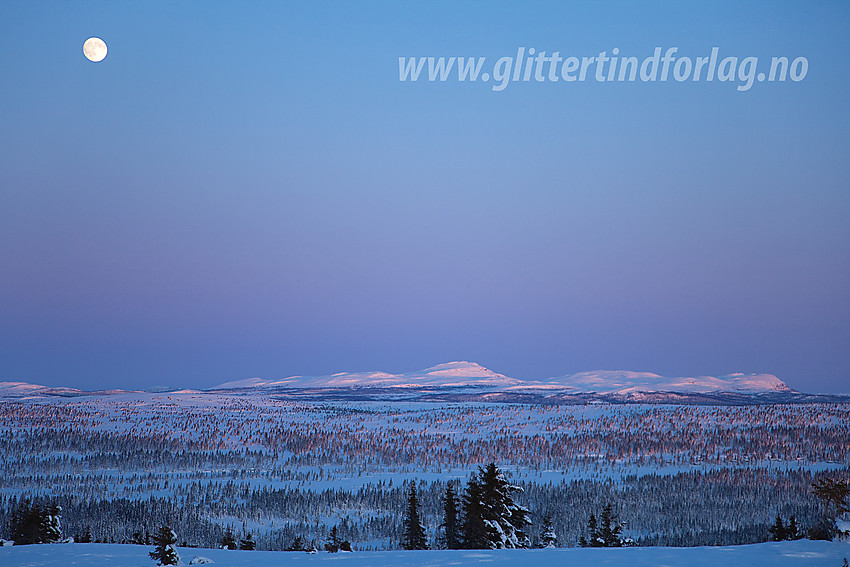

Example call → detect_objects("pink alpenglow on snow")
212 362 793 394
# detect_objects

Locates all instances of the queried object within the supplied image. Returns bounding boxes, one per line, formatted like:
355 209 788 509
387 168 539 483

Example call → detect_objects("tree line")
3 470 847 553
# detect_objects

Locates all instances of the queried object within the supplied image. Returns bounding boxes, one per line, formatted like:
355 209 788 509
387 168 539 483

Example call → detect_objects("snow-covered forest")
0 393 848 551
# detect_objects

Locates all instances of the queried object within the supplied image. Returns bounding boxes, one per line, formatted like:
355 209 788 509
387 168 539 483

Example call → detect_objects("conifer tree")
461 475 491 549
220 528 237 550
810 477 849 540
580 513 600 547
438 484 461 549
769 514 787 541
10 500 63 545
402 484 428 550
239 532 256 550
460 464 531 549
812 478 849 524
325 526 341 553
538 514 557 548
78 527 93 544
11 500 36 545
478 463 531 548
599 504 623 547
285 535 307 551
149 526 179 566
40 504 62 543
787 516 800 540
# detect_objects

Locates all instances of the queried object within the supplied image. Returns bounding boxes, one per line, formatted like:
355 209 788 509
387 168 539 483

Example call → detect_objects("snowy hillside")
1 541 847 567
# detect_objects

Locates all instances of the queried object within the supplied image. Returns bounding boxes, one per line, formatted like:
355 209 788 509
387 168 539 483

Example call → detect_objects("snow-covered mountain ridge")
0 362 804 401
214 361 520 390
0 381 141 399
213 362 793 395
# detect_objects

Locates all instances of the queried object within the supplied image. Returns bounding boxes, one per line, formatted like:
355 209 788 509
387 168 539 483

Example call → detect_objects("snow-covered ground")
1 541 848 567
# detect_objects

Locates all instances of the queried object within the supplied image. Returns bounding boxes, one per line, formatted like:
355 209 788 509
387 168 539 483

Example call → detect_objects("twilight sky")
1 1 848 393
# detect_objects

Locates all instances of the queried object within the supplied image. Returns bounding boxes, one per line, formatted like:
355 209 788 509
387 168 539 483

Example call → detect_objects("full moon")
83 37 107 62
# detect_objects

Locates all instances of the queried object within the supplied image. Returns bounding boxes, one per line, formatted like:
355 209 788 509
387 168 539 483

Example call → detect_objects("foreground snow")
1 541 848 567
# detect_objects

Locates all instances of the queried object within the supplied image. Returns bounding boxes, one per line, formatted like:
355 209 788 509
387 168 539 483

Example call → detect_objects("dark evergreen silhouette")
787 516 801 540
811 477 849 520
285 535 307 551
479 463 531 548
599 504 624 547
581 505 623 547
8 500 63 545
438 484 461 549
77 527 92 543
238 532 256 550
401 484 428 550
579 513 598 547
461 475 492 548
9 501 43 545
149 526 179 566
325 525 342 553
538 514 557 548
810 477 849 541
770 514 802 541
459 463 530 549
219 527 237 550
769 514 787 541
40 504 62 543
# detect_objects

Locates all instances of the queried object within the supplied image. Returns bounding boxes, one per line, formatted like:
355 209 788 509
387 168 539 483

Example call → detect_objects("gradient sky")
1 1 848 392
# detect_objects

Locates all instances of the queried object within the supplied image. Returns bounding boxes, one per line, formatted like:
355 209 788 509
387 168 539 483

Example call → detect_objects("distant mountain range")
214 361 520 390
213 361 792 395
0 381 142 398
2 361 846 405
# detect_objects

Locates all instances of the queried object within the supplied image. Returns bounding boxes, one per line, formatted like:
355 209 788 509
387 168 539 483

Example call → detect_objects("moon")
83 37 107 62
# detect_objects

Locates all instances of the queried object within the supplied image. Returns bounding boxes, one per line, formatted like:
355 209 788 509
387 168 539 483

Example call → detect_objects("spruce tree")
10 500 62 545
285 535 306 551
538 514 557 548
478 463 530 548
220 528 237 550
40 504 62 543
149 526 180 566
438 484 461 549
238 532 256 550
461 476 491 549
401 484 428 550
11 500 42 545
599 504 623 547
580 513 603 547
787 516 799 540
769 514 787 541
325 526 341 553
811 478 850 522
78 527 93 544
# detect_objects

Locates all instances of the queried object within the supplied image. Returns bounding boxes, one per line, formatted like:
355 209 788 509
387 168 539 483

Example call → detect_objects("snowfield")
1 541 848 567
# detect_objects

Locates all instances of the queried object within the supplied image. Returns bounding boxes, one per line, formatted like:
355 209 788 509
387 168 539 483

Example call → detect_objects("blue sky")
1 1 848 392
